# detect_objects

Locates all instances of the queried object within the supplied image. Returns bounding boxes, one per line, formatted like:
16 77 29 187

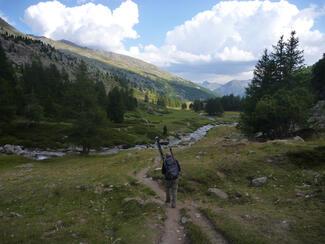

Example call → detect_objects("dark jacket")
162 155 181 179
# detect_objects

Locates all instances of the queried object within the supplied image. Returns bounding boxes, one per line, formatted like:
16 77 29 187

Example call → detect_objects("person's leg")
165 180 171 203
171 179 178 208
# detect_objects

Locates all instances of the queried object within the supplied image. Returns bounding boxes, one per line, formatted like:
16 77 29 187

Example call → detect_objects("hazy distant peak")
213 79 251 97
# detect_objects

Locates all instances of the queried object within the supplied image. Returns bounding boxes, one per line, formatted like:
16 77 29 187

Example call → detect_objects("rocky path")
135 157 228 244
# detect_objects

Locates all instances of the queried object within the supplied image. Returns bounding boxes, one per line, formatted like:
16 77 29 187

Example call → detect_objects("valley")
1 114 324 243
0 2 325 243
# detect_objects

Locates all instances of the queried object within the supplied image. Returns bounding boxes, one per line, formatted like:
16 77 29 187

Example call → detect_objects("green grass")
1 111 324 243
0 150 164 243
180 208 212 244
173 125 325 244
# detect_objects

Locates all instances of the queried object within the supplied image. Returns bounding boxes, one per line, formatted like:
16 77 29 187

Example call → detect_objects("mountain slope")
0 17 213 100
214 80 250 97
0 18 21 35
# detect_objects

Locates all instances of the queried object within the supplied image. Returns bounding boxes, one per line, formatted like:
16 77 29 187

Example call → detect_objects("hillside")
0 17 214 100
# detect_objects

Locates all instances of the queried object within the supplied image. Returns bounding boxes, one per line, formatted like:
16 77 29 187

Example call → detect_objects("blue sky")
1 0 325 83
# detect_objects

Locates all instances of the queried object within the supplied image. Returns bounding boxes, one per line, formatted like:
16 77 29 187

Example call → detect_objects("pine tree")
272 35 287 83
0 42 16 123
240 32 312 137
285 31 304 76
106 87 125 123
68 62 107 153
247 49 276 98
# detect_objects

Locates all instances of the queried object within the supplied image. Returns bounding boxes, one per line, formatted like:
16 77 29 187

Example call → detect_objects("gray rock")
3 144 24 155
308 100 325 131
56 220 64 229
293 136 304 142
251 177 268 187
9 212 23 218
208 188 228 199
181 216 188 224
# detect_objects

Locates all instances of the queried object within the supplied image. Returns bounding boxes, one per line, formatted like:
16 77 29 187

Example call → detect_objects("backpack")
164 156 179 180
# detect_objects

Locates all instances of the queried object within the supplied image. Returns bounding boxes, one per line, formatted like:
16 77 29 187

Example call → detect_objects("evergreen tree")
272 35 287 84
68 61 107 152
70 108 106 154
221 95 243 111
205 98 224 116
0 42 16 123
247 49 276 99
240 32 312 138
157 96 167 107
285 31 304 76
94 81 107 109
192 100 204 112
106 87 125 123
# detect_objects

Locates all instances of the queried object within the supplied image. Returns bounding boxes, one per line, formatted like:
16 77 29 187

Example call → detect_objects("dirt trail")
135 157 228 244
136 157 185 244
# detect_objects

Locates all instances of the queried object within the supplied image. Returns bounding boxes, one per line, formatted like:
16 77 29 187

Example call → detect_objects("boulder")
208 188 228 199
308 100 325 131
3 144 24 155
293 136 304 142
251 176 268 187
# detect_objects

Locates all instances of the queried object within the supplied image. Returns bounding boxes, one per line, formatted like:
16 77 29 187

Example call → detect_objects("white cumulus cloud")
24 0 139 52
127 0 325 83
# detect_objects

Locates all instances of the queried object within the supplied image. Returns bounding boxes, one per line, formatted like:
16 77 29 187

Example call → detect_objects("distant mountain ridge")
0 17 214 101
200 80 222 91
214 80 250 97
200 79 250 97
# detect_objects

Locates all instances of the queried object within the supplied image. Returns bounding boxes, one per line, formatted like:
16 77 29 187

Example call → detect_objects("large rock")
308 100 325 131
3 144 24 155
208 188 228 199
251 176 268 187
293 136 304 142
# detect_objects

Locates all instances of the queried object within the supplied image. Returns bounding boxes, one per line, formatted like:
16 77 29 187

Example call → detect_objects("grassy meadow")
1 111 324 243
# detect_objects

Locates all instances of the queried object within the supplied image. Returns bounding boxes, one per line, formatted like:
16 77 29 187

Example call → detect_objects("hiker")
162 152 181 208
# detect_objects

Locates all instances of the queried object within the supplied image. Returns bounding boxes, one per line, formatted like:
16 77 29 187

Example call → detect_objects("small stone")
208 188 228 199
9 212 22 218
251 177 268 187
181 216 188 224
56 220 64 228
296 191 305 197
